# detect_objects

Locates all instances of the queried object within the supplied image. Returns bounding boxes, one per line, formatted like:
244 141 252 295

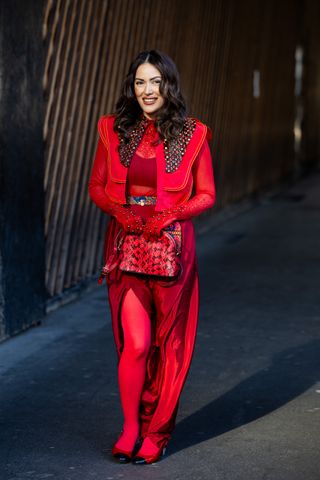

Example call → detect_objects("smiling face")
134 62 165 120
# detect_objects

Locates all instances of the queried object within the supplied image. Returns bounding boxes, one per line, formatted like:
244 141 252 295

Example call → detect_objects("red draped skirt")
102 203 199 448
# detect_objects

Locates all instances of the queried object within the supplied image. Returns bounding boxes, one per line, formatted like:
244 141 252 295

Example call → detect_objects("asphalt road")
1 172 320 480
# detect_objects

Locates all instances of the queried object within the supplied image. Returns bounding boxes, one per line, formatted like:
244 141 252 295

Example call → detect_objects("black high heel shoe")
111 432 141 464
132 439 168 465
111 444 132 463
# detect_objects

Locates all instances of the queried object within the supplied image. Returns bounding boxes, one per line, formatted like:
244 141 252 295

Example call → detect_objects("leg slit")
115 288 153 449
119 288 152 359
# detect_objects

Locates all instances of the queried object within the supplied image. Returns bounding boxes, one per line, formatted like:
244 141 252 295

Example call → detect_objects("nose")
144 82 154 95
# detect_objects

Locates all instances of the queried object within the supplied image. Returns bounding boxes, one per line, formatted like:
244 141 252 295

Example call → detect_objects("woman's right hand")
113 206 145 234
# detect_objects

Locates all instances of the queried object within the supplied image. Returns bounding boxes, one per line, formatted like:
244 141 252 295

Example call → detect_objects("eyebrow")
135 76 162 81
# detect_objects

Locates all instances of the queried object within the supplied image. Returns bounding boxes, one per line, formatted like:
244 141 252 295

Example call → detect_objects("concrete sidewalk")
1 172 320 480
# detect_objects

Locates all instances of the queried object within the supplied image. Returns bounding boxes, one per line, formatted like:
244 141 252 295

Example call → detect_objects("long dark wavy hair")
113 50 188 144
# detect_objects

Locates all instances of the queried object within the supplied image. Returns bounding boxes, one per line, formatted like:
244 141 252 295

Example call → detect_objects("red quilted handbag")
98 222 182 285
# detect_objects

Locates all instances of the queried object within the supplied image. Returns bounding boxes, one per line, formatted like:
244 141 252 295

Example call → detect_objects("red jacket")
93 114 215 212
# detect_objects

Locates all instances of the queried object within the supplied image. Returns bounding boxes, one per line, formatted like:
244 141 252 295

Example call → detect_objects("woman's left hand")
142 212 175 240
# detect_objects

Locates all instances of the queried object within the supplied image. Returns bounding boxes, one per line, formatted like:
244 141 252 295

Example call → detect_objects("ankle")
122 422 139 439
114 424 140 450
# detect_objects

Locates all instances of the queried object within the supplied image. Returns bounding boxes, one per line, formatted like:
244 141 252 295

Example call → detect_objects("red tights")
114 288 160 456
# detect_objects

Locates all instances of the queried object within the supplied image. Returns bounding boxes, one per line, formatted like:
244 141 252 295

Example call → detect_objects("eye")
135 81 143 85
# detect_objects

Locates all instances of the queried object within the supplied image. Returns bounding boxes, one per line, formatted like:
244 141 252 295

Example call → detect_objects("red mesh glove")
107 203 144 234
143 139 216 240
88 138 144 234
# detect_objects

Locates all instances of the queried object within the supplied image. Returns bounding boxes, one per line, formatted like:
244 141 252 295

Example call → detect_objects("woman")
88 49 216 465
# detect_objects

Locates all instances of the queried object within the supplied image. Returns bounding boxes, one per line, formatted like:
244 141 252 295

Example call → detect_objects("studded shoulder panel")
117 117 197 173
163 117 196 173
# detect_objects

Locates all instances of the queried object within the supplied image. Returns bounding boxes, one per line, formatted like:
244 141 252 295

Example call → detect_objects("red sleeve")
88 136 144 233
164 138 216 220
142 138 216 239
88 138 111 213
191 138 216 202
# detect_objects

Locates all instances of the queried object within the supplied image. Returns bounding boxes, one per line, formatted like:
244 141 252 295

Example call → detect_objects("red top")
126 120 158 196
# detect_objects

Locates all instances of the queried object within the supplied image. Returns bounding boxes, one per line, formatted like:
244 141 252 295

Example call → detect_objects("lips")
143 97 157 104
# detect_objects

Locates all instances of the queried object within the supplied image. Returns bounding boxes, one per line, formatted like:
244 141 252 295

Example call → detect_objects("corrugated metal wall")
42 0 320 297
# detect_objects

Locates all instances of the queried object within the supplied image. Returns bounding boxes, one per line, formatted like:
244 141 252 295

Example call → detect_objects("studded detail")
118 117 196 173
142 194 215 240
163 118 196 172
118 117 150 167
